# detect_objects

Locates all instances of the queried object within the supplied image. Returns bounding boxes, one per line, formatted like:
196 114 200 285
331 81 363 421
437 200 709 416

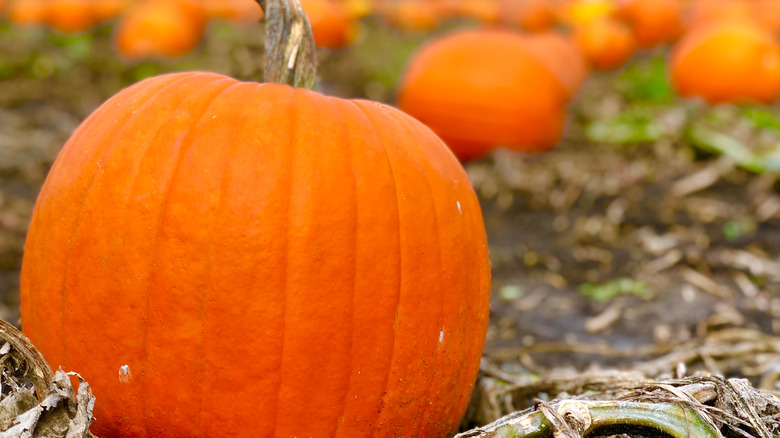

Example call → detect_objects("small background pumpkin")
113 0 208 60
670 18 780 104
397 29 570 162
574 17 637 71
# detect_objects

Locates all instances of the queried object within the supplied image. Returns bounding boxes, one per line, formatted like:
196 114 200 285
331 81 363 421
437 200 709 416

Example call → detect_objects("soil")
2 18 780 431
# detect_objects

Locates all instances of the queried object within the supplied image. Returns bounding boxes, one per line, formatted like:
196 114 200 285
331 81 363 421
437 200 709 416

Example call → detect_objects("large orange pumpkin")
22 56 489 438
670 18 780 104
397 29 569 162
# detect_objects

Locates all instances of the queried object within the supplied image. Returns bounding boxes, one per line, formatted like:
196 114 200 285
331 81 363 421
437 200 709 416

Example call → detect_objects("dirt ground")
2 19 780 431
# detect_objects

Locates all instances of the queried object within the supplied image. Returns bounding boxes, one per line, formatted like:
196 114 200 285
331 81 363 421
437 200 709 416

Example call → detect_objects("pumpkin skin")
574 17 637 71
7 0 48 27
523 31 589 99
8 0 126 32
113 0 207 60
20 71 491 438
683 0 753 30
613 0 682 48
382 0 441 32
499 0 556 33
200 0 264 23
44 0 96 33
300 0 358 49
397 29 569 162
670 19 780 104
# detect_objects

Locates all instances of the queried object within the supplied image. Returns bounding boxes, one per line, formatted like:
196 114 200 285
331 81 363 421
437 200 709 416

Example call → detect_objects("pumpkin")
199 0 264 23
113 0 207 60
382 0 441 32
7 0 46 26
670 18 780 104
299 0 357 49
574 17 636 70
20 1 491 437
555 0 615 27
498 0 555 32
44 0 97 33
523 31 589 99
339 0 374 18
753 0 780 36
93 0 133 22
613 0 682 48
397 29 569 162
684 0 780 35
8 0 127 31
683 0 753 30
456 0 500 24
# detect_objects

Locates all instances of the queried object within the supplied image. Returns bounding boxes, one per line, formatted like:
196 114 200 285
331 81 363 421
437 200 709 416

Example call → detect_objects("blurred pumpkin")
524 31 589 98
614 0 682 48
397 29 569 162
556 0 615 27
199 0 263 23
456 0 500 24
498 0 555 32
339 0 374 18
92 0 133 22
431 0 460 17
753 0 780 36
670 19 780 104
684 0 780 35
574 17 636 70
113 0 207 59
8 0 121 33
683 0 753 30
46 0 97 32
7 0 46 26
300 0 357 49
382 0 441 32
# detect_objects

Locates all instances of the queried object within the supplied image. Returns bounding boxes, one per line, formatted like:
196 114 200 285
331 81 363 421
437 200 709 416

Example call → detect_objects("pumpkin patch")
4 0 780 437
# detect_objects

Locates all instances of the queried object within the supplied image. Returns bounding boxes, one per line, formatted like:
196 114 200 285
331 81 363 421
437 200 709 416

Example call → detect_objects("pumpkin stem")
0 319 55 398
257 0 318 89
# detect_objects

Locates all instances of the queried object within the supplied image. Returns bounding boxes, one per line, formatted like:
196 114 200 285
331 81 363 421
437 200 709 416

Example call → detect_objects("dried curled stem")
0 319 54 398
456 400 721 438
0 319 97 437
257 0 318 89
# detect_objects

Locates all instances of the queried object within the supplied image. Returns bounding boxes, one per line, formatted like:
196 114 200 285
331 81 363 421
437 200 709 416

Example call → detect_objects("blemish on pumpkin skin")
439 329 444 343
118 365 132 383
